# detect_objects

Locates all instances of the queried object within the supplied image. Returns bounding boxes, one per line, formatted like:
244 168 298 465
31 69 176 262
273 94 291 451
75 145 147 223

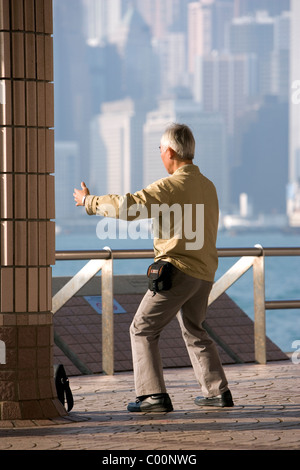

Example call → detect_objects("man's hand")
73 182 90 206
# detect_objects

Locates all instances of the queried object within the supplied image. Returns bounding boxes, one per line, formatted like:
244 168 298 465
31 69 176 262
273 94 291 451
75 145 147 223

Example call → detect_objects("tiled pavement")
0 359 299 451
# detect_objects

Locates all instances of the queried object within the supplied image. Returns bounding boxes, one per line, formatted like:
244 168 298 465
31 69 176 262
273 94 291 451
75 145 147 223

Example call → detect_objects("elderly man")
74 123 233 412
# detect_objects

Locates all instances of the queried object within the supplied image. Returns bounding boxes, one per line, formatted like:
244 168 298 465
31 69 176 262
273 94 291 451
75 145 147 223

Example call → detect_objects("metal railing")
52 246 300 374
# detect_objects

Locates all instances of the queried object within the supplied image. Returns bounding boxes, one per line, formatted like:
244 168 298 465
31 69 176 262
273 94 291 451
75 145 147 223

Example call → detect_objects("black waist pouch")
147 260 172 296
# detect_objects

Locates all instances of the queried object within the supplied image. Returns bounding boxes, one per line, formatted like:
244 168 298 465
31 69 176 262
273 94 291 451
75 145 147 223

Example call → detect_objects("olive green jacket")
85 164 219 281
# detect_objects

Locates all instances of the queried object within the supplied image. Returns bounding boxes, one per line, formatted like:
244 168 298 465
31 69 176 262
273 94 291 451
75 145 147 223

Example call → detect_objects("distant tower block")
0 0 66 419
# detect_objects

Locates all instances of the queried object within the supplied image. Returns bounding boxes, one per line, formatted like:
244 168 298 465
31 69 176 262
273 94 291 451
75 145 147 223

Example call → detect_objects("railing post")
253 245 266 364
101 248 114 375
208 255 256 306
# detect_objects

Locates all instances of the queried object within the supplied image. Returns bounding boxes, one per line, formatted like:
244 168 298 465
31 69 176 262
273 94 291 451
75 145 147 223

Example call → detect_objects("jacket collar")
172 164 200 176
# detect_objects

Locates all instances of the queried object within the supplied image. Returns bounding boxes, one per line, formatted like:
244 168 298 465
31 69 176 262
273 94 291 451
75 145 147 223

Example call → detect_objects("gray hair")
161 123 195 160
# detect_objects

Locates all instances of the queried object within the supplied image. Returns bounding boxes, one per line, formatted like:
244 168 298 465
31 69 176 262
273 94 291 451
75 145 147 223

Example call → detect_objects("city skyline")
53 0 297 232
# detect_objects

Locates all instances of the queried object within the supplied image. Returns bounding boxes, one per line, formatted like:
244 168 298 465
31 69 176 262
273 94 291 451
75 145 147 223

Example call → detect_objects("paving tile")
4 358 292 450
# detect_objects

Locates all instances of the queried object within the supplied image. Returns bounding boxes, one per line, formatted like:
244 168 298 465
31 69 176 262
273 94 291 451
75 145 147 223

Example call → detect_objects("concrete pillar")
0 0 66 419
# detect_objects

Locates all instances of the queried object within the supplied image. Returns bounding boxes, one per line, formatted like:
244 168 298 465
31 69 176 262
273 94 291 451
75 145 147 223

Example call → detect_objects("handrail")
55 249 153 260
55 246 300 260
53 246 300 373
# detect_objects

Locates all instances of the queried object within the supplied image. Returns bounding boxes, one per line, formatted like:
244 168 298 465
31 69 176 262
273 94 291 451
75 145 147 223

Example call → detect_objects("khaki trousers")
130 265 229 398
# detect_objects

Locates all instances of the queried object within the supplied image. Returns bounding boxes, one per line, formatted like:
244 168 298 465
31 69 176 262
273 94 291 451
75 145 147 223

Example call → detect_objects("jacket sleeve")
84 178 173 220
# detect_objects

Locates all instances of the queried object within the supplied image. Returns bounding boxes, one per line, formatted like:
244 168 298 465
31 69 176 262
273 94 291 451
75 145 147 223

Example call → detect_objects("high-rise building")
136 0 191 40
288 0 300 226
233 96 289 216
156 31 189 97
90 99 146 196
188 2 213 76
228 12 275 96
195 52 255 134
111 4 159 104
143 99 229 210
271 11 290 101
83 0 124 44
53 0 92 157
234 0 290 18
211 0 235 53
86 42 123 115
53 0 95 230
